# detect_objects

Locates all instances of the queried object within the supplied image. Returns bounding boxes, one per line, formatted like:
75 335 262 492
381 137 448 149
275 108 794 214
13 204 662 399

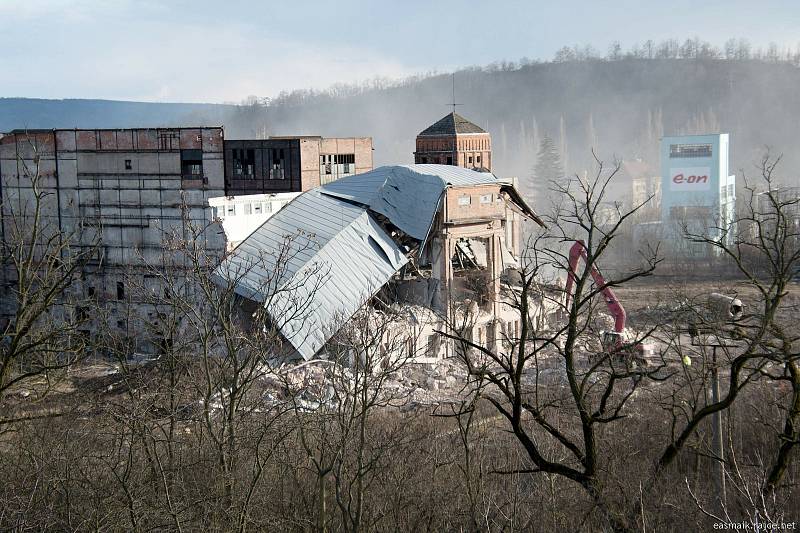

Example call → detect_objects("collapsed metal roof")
214 164 541 360
320 164 543 238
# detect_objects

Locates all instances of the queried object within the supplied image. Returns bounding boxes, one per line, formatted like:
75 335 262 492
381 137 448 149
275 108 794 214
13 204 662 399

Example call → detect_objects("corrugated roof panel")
214 189 407 360
214 190 364 301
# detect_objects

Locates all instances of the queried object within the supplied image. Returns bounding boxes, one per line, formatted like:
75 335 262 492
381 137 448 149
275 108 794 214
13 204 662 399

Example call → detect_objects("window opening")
181 149 203 179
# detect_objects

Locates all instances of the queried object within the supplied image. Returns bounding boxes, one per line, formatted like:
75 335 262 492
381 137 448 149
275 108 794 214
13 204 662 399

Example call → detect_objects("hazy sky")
1 0 798 103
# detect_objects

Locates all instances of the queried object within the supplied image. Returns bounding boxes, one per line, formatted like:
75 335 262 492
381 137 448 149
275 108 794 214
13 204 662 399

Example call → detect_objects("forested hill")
242 58 800 187
3 58 800 189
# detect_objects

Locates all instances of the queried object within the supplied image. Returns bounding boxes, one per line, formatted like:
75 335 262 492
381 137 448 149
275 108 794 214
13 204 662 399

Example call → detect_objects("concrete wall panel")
76 130 97 150
98 131 116 150
158 153 180 174
55 130 77 152
115 130 134 150
202 128 224 152
137 130 158 150
180 129 202 149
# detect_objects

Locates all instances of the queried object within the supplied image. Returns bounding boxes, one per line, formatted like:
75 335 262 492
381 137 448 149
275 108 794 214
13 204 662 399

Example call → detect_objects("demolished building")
0 127 373 352
214 164 546 361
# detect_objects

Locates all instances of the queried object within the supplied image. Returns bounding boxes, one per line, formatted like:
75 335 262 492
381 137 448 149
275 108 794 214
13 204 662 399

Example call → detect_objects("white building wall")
208 192 301 249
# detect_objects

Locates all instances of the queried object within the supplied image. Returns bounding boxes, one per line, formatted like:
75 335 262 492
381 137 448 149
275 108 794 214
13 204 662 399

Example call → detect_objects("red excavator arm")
563 240 627 334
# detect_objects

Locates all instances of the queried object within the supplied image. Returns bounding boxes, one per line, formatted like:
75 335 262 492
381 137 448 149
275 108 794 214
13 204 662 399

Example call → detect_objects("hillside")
244 59 800 187
3 58 799 190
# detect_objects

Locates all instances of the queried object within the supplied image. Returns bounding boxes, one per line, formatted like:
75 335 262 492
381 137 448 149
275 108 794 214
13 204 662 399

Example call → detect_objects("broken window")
232 148 255 177
253 203 262 214
426 334 440 358
181 150 203 179
124 159 132 170
270 148 285 180
453 238 488 271
447 156 453 165
337 153 355 174
232 151 243 176
320 153 355 176
116 281 125 300
480 194 492 204
476 155 482 164
227 205 236 216
321 155 332 175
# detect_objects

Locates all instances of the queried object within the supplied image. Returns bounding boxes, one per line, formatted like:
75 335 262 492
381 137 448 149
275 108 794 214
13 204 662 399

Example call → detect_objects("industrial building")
0 127 372 351
212 111 536 360
414 113 492 171
0 127 226 348
224 136 373 196
622 159 661 221
660 134 736 253
215 164 544 361
2 112 532 360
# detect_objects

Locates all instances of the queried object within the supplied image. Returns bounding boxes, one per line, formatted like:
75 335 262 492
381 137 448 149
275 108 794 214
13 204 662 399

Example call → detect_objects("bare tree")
0 140 99 420
438 158 664 531
284 305 418 532
664 154 800 502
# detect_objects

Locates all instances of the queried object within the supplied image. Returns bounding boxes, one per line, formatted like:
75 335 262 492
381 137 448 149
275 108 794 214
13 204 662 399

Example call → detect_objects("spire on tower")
449 73 462 114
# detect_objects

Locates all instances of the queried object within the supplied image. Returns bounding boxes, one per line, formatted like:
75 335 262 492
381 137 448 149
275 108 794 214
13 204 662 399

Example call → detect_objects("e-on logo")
669 167 711 191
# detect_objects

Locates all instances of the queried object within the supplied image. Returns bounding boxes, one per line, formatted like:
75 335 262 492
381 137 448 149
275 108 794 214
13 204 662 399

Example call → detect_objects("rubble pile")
257 357 475 411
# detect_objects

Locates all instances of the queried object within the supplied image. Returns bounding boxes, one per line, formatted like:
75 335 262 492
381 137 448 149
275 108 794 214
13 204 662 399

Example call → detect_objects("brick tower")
414 112 492 171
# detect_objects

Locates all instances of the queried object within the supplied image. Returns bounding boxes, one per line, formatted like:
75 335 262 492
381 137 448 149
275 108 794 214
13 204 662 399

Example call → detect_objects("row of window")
418 154 483 166
79 278 186 310
417 138 490 152
231 148 286 179
320 153 355 164
320 153 356 176
117 151 204 178
669 143 713 158
79 281 125 303
213 200 287 219
420 156 452 164
457 193 494 206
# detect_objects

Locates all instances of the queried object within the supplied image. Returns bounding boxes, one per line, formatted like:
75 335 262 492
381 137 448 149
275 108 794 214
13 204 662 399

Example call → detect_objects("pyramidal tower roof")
418 112 486 136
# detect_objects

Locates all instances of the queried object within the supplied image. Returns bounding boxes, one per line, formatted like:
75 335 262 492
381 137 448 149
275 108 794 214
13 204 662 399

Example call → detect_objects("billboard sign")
669 167 711 191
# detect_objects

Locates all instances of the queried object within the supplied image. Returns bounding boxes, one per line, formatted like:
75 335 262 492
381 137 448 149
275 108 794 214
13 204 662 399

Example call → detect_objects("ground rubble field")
3 277 797 424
